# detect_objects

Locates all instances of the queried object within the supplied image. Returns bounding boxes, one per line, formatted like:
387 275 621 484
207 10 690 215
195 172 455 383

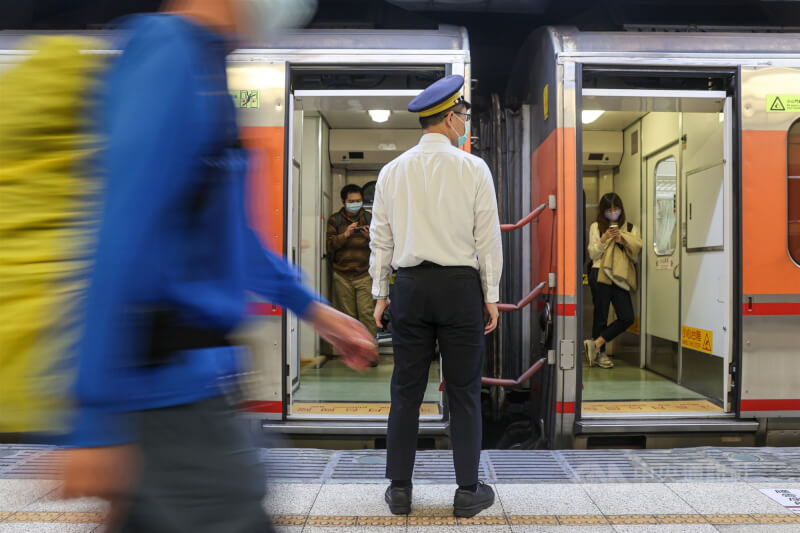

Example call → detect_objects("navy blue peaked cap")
408 75 470 117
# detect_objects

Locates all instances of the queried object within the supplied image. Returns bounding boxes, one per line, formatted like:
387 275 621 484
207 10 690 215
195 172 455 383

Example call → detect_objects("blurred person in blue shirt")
61 1 377 531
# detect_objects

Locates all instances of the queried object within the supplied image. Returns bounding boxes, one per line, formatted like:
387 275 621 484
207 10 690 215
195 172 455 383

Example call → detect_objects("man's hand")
61 445 138 500
373 298 388 329
484 302 499 335
344 222 358 238
307 302 378 371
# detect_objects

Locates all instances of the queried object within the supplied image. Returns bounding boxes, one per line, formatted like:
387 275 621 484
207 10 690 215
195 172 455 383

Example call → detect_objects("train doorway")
579 89 735 418
285 88 445 422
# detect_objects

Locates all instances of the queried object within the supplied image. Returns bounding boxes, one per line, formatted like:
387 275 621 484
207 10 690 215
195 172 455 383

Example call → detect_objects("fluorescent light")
582 110 605 124
368 109 391 123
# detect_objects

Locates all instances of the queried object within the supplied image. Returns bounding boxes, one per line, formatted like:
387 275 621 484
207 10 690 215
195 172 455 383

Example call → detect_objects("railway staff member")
327 184 377 341
369 74 503 518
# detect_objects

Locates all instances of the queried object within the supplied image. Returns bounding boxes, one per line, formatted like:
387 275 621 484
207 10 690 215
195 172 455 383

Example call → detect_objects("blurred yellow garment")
0 36 105 434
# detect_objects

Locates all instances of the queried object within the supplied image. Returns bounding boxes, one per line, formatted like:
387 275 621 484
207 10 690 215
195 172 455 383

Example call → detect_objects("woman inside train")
585 193 642 369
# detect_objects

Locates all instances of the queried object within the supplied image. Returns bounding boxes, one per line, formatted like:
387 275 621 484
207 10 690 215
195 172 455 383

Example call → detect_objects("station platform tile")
1 446 799 531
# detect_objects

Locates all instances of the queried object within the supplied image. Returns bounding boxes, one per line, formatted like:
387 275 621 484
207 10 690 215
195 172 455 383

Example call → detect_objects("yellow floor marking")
1 513 797 526
582 399 722 414
290 402 440 415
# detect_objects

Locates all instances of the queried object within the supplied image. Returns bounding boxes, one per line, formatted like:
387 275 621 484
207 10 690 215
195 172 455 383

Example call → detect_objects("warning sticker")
681 325 713 354
230 89 260 109
766 94 800 112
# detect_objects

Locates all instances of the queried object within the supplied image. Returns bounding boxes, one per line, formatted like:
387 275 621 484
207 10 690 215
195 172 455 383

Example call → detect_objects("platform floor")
1 446 799 531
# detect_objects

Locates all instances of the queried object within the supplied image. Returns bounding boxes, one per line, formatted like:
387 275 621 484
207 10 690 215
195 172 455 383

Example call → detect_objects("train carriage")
504 27 800 448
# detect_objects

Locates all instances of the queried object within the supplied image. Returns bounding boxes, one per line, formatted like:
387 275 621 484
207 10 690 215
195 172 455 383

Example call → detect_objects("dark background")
3 0 800 110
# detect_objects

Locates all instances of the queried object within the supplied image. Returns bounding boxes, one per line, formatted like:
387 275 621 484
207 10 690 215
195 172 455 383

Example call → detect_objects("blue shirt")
70 14 314 447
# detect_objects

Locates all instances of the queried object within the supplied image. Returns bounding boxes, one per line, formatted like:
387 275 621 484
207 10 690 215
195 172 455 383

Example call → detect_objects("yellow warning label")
583 400 722 414
681 325 713 354
290 402 440 416
766 94 800 112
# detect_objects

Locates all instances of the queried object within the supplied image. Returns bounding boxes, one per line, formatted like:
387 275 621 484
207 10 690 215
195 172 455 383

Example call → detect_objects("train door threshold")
576 417 759 435
262 419 449 437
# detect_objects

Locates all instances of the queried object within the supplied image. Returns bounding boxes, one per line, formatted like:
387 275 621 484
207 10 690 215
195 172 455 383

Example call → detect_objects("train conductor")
369 75 503 517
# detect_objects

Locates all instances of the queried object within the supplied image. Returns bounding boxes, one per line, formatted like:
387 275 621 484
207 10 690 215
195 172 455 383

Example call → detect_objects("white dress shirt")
369 133 503 302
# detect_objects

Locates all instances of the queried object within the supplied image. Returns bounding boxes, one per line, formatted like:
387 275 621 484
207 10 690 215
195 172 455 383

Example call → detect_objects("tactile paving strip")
1 445 799 483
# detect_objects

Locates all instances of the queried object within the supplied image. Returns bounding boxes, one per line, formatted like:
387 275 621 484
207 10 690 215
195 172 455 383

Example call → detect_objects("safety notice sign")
766 94 800 112
681 325 713 354
759 488 800 514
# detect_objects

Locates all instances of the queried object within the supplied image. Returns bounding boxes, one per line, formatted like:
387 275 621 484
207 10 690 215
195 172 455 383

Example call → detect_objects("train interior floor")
582 356 723 416
290 356 441 416
2 445 800 532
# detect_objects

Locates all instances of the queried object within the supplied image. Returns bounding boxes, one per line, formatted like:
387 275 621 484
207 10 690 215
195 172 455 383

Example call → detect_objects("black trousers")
386 264 484 487
588 267 635 345
116 396 272 533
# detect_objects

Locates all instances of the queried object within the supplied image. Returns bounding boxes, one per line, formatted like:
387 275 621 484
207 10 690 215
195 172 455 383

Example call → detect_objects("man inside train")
60 1 377 531
327 184 378 344
370 74 503 517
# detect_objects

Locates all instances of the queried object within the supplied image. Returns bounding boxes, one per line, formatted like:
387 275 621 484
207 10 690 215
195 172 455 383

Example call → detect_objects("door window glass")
789 121 800 264
654 156 678 256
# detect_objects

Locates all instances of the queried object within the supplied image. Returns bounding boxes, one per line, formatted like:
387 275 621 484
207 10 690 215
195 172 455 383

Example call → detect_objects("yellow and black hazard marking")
767 94 800 112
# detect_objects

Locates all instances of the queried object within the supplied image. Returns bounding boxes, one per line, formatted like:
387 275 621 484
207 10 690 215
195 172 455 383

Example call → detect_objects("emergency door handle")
673 263 680 280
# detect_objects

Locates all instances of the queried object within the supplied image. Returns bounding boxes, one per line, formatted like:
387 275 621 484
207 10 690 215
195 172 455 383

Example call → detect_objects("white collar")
419 132 452 146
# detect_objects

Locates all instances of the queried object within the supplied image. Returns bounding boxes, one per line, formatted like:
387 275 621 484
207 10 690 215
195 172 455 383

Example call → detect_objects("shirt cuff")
484 286 500 303
372 279 389 300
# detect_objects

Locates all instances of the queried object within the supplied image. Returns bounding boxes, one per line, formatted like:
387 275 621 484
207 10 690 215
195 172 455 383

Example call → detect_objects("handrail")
500 203 547 232
497 281 547 312
482 357 547 387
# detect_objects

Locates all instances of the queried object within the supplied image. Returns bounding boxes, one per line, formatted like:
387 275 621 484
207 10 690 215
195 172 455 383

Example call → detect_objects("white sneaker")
597 353 614 368
583 340 597 367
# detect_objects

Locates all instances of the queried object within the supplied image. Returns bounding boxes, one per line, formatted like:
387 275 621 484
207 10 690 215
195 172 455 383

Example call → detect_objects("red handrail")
497 281 547 312
500 203 547 232
482 357 547 387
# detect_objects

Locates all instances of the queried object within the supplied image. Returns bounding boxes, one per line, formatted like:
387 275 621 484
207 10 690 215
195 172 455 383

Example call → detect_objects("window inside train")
654 156 678 256
789 120 800 264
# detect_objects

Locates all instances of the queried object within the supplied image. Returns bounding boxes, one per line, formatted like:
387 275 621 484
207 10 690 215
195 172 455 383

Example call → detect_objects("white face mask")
236 0 318 42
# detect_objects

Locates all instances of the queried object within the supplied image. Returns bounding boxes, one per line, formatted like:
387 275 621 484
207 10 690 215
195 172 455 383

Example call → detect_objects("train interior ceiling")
288 89 443 420
580 87 732 418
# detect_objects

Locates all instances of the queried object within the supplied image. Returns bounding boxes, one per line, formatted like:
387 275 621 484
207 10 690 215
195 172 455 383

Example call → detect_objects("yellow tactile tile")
306 515 357 526
357 515 407 526
507 515 558 525
407 515 459 525
457 515 508 526
704 514 757 525
271 514 306 526
5 512 63 522
606 514 659 524
557 514 609 525
749 513 800 524
655 514 709 524
58 512 106 523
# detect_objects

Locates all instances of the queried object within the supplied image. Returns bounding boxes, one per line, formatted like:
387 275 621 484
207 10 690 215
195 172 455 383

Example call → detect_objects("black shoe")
385 485 411 515
453 482 495 518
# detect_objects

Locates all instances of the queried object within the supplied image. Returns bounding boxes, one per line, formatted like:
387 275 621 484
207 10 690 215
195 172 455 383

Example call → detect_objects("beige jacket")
588 221 642 291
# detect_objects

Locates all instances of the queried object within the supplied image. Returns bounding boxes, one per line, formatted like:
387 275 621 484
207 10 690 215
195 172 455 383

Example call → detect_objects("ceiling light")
368 109 391 123
582 110 605 124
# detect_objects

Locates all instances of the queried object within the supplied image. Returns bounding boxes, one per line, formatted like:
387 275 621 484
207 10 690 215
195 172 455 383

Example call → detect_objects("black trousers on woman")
588 267 635 345
386 263 484 487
